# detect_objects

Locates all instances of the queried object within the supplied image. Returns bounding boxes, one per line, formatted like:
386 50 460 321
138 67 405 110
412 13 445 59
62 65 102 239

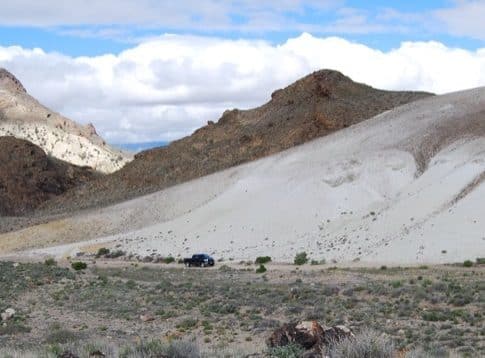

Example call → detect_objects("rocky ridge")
41 70 432 213
0 68 131 174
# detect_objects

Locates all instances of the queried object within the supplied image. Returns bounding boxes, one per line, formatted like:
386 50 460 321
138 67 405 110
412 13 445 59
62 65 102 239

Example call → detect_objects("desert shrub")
45 327 79 344
256 264 267 273
463 260 473 268
44 258 57 266
328 329 394 358
96 247 110 257
71 261 87 271
120 338 199 358
380 265 388 270
294 252 308 265
163 256 175 264
476 257 485 265
163 339 200 358
255 256 272 264
176 318 198 330
107 249 125 258
267 343 305 358
311 258 326 265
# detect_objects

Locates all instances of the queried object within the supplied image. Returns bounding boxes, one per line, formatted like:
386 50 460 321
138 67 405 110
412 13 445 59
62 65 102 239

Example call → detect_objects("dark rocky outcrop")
268 320 354 354
0 136 97 216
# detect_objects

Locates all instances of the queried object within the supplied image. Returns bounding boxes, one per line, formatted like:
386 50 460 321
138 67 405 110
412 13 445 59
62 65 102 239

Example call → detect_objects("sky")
0 0 485 144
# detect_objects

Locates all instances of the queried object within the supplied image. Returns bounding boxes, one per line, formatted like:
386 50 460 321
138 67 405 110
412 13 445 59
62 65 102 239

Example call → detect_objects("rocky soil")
0 260 482 356
40 70 431 214
0 137 98 216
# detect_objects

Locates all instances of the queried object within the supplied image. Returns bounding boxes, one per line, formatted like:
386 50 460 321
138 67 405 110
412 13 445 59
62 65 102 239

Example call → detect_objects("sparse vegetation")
328 329 394 358
0 261 482 355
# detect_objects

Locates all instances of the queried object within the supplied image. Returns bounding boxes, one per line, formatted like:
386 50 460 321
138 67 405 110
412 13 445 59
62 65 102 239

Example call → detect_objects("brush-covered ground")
0 258 483 357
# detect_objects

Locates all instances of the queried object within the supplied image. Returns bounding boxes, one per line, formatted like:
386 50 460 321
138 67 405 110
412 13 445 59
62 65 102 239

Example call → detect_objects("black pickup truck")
184 254 215 267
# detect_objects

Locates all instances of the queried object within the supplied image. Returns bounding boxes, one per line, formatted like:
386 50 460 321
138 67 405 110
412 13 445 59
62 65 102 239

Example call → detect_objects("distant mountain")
114 141 169 153
42 69 432 213
0 68 132 173
0 136 97 216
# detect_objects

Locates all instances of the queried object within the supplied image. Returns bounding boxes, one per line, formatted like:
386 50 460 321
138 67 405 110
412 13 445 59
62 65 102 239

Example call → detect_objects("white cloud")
0 0 340 31
435 0 485 40
1 33 485 143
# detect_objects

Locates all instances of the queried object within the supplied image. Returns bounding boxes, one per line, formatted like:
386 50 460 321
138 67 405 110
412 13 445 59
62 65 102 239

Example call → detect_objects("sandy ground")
1 87 485 265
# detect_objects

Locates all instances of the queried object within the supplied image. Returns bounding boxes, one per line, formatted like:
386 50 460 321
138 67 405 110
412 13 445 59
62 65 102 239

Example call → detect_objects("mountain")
0 136 98 216
41 70 431 213
4 86 483 264
0 68 132 174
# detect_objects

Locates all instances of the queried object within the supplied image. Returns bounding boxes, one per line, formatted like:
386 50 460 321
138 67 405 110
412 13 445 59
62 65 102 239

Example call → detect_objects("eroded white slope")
7 87 485 264
0 70 131 173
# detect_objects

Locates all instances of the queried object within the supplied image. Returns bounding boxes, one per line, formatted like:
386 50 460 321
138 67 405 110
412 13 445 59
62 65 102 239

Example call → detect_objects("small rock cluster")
268 320 354 356
1 308 15 322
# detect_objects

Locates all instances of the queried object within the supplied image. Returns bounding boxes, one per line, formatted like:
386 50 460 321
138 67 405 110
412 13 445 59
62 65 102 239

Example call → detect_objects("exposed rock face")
0 136 97 216
0 68 131 173
0 69 26 93
42 70 432 213
268 320 354 354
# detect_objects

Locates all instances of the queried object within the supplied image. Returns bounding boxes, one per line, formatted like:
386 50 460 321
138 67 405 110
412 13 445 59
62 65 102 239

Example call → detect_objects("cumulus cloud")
1 33 485 143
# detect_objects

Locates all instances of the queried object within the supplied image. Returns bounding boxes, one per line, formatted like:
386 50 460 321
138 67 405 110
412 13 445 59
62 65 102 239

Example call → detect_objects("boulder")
1 308 15 321
267 320 354 353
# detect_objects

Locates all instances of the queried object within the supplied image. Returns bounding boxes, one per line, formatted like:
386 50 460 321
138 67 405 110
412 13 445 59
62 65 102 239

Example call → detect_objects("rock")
267 320 354 354
140 313 155 322
89 351 106 357
1 308 15 321
267 320 325 350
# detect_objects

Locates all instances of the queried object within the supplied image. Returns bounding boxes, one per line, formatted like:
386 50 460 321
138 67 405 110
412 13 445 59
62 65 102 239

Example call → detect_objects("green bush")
475 257 485 265
463 260 473 268
255 256 272 264
256 264 267 273
44 258 57 266
96 247 110 257
163 256 175 264
267 343 304 358
294 252 308 265
71 261 87 271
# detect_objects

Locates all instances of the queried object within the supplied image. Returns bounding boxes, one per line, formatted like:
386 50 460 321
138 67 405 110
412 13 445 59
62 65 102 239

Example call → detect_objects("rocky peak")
0 68 27 93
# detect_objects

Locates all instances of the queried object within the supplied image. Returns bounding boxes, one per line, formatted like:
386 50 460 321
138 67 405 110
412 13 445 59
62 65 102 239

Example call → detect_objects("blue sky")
1 1 485 144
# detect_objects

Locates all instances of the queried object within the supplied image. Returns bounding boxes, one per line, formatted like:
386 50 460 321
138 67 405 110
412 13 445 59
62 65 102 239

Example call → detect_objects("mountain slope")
42 70 431 212
2 87 484 264
0 137 97 216
0 68 131 173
